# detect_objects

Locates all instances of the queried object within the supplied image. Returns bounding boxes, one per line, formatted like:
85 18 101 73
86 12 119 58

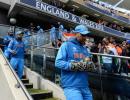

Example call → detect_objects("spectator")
50 25 56 47
57 24 64 47
69 8 75 14
28 22 35 32
23 29 31 49
37 25 44 47
102 46 114 73
119 43 128 75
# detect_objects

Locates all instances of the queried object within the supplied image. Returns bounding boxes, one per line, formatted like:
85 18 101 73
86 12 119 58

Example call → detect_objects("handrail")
0 23 12 27
0 49 33 100
91 52 130 60
29 44 130 60
24 28 56 36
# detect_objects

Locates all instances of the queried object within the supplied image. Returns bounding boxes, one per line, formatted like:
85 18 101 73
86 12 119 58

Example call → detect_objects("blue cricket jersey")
55 38 90 88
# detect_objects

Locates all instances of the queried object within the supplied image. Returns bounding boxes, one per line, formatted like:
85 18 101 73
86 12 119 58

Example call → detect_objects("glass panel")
0 24 11 37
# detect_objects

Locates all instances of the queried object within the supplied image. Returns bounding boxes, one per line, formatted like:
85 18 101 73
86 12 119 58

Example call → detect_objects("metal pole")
97 55 104 100
42 48 46 77
30 32 34 70
13 25 16 37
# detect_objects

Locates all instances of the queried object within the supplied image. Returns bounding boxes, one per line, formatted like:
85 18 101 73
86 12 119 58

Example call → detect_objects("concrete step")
24 83 33 89
21 79 29 84
28 89 53 100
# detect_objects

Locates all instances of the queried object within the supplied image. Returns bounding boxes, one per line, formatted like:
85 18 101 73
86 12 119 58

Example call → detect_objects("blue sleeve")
55 42 71 70
3 36 9 45
8 40 14 52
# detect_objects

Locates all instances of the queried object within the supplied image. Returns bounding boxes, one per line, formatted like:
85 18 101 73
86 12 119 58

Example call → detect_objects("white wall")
0 50 32 100
25 67 66 100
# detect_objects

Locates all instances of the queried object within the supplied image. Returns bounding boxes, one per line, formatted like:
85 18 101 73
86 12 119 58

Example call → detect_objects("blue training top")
55 38 90 88
3 35 14 50
8 39 25 58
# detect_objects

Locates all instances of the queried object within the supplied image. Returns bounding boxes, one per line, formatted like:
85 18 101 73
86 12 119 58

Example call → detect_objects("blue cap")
74 25 90 35
16 31 23 35
127 40 130 44
37 26 40 29
59 25 64 29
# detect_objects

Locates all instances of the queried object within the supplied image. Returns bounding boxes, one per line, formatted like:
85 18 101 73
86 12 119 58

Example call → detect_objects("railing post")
97 55 104 100
30 32 34 70
97 55 102 73
42 48 46 77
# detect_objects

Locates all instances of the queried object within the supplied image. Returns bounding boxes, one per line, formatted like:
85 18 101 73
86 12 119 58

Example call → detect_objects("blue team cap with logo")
37 26 40 29
16 31 23 35
74 25 90 35
59 25 64 29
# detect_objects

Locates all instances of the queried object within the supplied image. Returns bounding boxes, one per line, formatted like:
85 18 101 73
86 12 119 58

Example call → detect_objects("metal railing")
0 49 33 100
24 43 130 99
27 44 130 75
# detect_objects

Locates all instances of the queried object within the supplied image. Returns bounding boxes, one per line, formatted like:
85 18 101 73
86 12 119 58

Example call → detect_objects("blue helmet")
74 25 90 35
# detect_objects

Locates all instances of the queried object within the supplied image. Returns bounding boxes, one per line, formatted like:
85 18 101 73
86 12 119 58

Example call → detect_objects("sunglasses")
81 34 88 37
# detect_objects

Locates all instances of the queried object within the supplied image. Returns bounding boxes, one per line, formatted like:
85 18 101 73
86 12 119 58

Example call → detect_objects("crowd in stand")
96 19 125 32
88 37 130 75
86 0 130 19
48 0 65 9
44 0 130 34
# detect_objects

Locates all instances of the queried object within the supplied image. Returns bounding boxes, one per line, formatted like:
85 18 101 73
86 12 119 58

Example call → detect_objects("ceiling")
100 0 130 11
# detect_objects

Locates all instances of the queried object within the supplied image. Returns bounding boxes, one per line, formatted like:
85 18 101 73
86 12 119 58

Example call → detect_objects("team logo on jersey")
74 53 85 59
72 47 77 51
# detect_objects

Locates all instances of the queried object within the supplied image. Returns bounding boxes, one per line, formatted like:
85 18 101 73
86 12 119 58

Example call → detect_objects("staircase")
21 76 59 100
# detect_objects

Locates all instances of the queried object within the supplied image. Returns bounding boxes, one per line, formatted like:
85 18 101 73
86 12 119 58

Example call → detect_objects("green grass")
27 89 50 94
41 98 59 100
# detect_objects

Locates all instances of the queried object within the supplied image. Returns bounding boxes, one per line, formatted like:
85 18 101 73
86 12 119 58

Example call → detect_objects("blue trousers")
103 63 112 73
4 49 10 59
4 51 9 58
64 87 93 100
10 57 24 79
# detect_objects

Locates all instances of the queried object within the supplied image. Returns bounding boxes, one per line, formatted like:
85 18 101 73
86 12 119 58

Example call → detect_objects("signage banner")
20 0 103 31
